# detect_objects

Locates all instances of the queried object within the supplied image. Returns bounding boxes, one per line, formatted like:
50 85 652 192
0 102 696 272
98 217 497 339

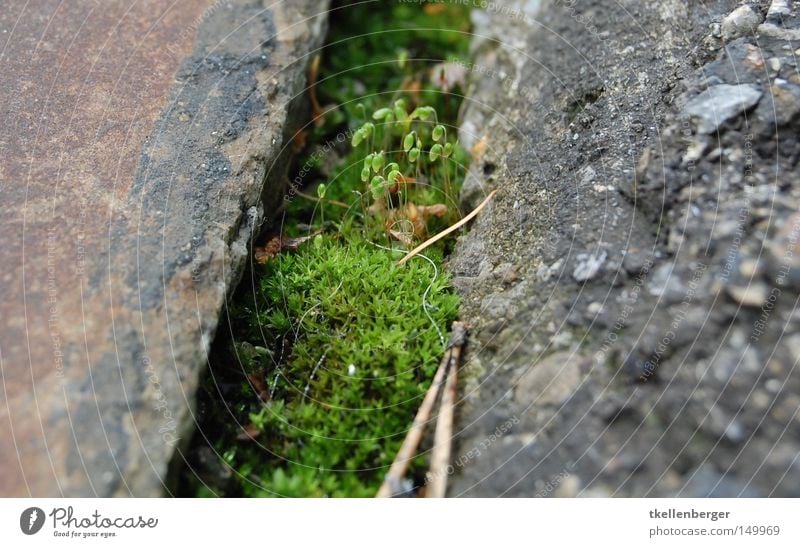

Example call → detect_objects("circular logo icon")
20 507 45 535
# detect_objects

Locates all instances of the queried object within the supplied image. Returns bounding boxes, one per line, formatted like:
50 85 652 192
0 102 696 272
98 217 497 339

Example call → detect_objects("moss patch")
230 239 457 497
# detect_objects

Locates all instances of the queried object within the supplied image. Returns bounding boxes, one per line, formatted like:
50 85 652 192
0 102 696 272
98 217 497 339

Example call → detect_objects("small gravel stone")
587 302 604 315
721 5 763 42
738 258 762 278
683 84 763 133
572 251 608 282
726 283 770 307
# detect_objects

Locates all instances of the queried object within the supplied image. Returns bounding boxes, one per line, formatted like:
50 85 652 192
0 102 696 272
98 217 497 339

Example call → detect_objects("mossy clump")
218 238 458 497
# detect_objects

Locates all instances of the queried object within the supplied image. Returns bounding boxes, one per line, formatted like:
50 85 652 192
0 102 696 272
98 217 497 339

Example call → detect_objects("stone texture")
447 0 800 497
513 352 588 408
0 0 328 496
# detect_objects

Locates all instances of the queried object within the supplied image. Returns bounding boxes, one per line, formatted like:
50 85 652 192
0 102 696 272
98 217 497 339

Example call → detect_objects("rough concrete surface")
0 0 328 496
448 0 800 496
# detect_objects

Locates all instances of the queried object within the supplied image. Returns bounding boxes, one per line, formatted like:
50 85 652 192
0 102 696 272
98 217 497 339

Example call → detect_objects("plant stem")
397 189 498 266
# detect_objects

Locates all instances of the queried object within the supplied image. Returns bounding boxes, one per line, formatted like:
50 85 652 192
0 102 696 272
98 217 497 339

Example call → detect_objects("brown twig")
426 347 458 498
397 189 499 266
308 54 325 127
376 322 467 498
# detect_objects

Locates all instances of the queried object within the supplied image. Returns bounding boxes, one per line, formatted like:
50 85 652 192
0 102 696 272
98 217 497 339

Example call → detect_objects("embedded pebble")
572 251 608 282
683 84 763 133
726 283 769 307
721 5 763 42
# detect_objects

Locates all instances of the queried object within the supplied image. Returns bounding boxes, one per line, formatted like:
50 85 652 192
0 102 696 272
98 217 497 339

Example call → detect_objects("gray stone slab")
0 0 329 496
447 0 800 497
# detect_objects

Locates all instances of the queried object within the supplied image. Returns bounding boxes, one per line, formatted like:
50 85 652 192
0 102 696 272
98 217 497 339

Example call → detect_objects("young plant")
351 100 462 243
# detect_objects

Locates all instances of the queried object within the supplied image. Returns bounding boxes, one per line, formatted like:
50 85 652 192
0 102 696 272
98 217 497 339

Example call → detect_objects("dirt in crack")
177 1 473 497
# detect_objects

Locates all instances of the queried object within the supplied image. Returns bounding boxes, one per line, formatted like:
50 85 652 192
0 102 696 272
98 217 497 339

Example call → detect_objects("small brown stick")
376 322 467 498
397 189 499 266
308 54 325 127
426 345 458 498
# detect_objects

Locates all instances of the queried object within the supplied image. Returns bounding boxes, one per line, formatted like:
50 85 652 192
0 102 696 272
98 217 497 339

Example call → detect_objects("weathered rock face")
449 0 800 496
0 0 328 496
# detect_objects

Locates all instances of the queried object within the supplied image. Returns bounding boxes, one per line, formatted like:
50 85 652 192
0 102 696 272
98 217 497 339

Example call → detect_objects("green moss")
232 238 457 496
185 237 459 497
180 0 472 498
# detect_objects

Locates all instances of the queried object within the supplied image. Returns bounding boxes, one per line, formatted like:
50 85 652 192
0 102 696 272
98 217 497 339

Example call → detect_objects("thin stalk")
398 189 499 266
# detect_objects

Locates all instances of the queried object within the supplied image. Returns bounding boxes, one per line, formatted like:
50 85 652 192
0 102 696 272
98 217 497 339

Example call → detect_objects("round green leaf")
370 176 385 200
429 144 444 162
416 106 434 120
403 132 415 152
371 152 384 172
